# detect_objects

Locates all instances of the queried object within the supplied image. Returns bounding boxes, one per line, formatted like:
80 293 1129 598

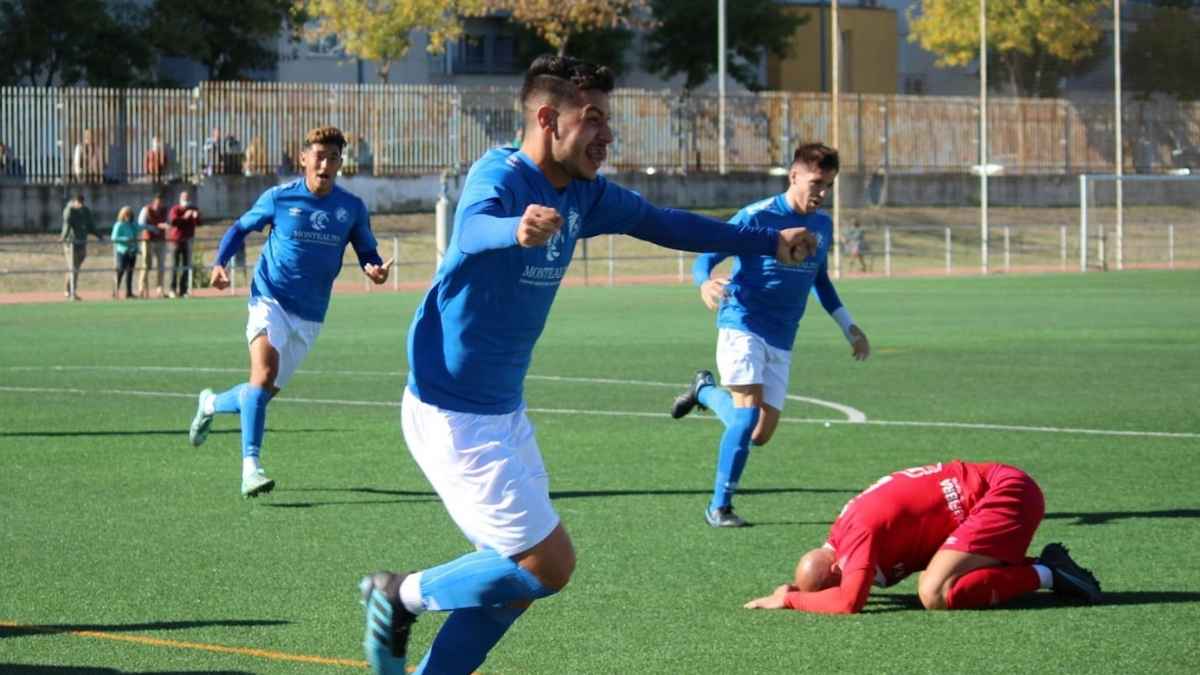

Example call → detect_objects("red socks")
945 565 1040 609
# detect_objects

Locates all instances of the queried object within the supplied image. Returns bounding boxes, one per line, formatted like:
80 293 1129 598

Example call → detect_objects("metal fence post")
607 235 615 287
1003 226 1011 273
884 225 892 277
677 250 685 283
945 227 952 275
1098 224 1106 272
1168 224 1175 270
392 235 400 291
1060 225 1068 272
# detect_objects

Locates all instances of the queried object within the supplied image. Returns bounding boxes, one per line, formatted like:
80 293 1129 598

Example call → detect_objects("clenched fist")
776 227 818 264
516 204 563 248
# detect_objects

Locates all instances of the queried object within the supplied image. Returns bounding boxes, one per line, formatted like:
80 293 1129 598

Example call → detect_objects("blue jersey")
408 147 783 414
222 180 379 323
693 194 843 351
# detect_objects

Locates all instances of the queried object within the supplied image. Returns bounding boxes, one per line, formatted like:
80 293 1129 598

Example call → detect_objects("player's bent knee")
917 575 951 610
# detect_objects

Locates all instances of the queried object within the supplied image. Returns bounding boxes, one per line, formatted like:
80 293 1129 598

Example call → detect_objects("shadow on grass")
261 486 440 509
1046 509 1200 526
0 428 341 439
0 666 252 675
863 591 1200 613
259 485 854 509
0 619 289 640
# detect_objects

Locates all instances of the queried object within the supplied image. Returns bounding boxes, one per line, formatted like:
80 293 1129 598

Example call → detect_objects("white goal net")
1078 174 1200 271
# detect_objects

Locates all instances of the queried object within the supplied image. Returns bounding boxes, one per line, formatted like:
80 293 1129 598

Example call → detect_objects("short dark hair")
792 143 839 172
73 192 85 202
519 54 615 108
304 126 346 152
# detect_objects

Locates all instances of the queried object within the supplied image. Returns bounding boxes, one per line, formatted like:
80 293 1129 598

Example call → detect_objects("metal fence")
3 83 1200 183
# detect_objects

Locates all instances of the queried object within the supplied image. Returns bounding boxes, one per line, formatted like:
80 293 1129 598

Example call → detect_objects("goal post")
1078 173 1200 272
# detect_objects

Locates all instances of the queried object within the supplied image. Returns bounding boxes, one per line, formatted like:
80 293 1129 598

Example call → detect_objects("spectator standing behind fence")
145 135 168 183
111 206 140 299
137 193 169 298
61 193 103 300
244 136 265 176
843 218 869 273
73 129 104 184
167 191 200 298
203 128 222 176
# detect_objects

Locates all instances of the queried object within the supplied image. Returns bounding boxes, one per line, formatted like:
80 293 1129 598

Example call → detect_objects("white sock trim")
399 572 425 615
1034 564 1053 589
242 456 261 477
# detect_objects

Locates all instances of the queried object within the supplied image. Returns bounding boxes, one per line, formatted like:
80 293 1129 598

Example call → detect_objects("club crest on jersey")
310 210 330 231
545 209 581 262
335 207 350 223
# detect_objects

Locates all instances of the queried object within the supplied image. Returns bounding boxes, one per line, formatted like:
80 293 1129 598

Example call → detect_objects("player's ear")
535 105 559 136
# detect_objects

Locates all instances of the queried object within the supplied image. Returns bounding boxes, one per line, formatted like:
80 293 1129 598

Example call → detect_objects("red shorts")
940 464 1045 564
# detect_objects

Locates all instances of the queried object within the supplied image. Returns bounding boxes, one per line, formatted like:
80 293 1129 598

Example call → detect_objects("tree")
149 0 298 81
0 0 155 86
908 0 1108 98
297 0 470 83
1124 2 1200 101
642 0 806 92
471 0 646 57
512 22 636 77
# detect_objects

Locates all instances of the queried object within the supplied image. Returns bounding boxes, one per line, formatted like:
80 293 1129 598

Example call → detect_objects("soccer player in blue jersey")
670 143 871 528
187 126 392 498
357 55 820 675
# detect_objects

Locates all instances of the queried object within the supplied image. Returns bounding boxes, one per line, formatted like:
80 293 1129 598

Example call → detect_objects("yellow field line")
0 620 371 669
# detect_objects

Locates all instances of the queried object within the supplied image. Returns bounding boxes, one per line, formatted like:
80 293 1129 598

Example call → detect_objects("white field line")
1 365 868 422
2 383 1198 440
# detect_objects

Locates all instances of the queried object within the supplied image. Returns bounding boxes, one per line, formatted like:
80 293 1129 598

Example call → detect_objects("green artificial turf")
2 270 1198 673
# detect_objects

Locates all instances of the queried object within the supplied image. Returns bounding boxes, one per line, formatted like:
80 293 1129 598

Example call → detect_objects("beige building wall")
768 5 898 94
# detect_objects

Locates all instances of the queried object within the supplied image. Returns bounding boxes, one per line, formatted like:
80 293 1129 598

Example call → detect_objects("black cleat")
671 370 716 419
1038 543 1102 604
704 505 749 528
360 571 417 674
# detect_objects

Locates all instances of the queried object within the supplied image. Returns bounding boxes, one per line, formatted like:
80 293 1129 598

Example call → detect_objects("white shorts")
401 387 559 558
245 296 322 389
715 327 792 411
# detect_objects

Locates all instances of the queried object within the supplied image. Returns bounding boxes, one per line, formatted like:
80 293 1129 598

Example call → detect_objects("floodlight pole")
718 0 727 175
832 0 841 279
980 0 989 275
1114 0 1124 270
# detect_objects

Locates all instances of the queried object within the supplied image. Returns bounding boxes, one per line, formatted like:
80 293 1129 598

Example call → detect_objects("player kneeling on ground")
744 460 1101 613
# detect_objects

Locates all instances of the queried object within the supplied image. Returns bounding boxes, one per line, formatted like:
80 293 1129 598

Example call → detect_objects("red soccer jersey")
784 460 995 614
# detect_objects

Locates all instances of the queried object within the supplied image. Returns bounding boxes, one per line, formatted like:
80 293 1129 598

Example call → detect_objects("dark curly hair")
519 54 615 108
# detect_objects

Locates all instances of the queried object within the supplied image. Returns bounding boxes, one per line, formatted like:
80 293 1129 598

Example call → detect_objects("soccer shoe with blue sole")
189 388 215 447
240 469 275 498
360 571 417 675
1038 542 1102 603
705 505 749 528
671 370 716 419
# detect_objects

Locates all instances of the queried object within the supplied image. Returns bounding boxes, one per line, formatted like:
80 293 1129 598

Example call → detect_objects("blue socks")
413 607 525 675
697 385 734 425
238 385 271 458
211 383 245 414
410 549 555 674
419 549 555 611
701 383 760 511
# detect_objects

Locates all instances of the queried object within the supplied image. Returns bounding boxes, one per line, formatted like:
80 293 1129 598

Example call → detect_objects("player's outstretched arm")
744 584 797 610
814 264 870 361
363 257 394 285
848 325 870 361
210 264 230 290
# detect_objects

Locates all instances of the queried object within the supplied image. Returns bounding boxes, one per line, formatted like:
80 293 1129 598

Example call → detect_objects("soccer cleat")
360 571 417 675
1038 542 1102 604
670 370 716 419
189 388 215 447
240 469 275 498
705 505 749 528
